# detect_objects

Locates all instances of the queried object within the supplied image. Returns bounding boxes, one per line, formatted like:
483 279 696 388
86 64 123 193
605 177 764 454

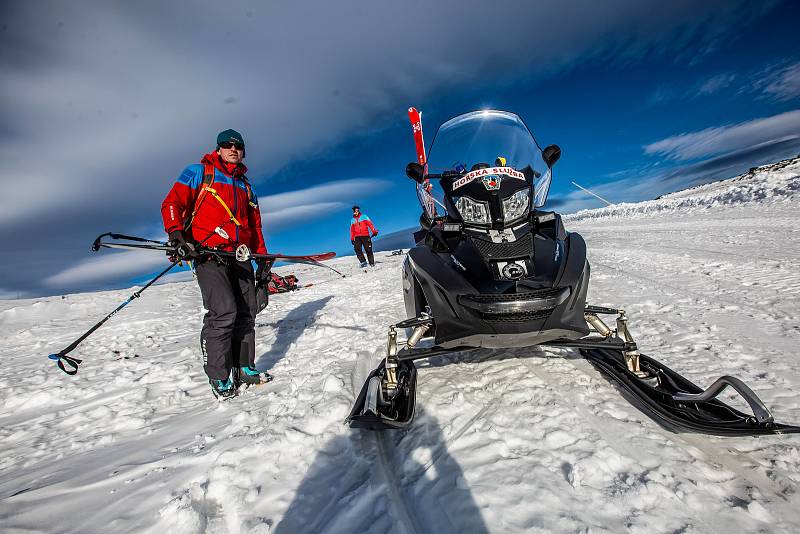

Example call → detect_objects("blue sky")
1 0 799 298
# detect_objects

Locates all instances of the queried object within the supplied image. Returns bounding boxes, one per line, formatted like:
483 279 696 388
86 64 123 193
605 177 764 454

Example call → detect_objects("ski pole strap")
48 353 82 375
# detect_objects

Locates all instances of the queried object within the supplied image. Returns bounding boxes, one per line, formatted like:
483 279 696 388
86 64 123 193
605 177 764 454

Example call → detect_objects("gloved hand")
372 231 379 237
255 258 273 283
168 230 198 260
351 240 355 245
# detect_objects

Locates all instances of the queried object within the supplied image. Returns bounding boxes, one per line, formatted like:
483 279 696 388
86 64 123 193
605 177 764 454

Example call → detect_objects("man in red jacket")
350 205 378 268
161 129 273 399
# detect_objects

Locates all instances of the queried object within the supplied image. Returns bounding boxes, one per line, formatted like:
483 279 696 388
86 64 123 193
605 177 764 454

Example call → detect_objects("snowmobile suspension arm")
543 337 628 351
395 345 478 362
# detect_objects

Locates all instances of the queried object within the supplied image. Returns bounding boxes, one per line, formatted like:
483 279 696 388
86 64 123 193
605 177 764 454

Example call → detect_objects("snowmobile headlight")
502 189 530 223
453 196 491 225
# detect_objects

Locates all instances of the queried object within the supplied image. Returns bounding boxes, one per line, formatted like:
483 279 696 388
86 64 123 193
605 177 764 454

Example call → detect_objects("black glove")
255 258 273 283
351 240 355 245
168 230 198 260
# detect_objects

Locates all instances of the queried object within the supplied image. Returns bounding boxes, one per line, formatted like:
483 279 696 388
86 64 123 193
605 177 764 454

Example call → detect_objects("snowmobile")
347 109 799 435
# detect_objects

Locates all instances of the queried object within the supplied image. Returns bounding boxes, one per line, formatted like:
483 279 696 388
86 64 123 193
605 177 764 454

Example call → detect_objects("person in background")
349 205 378 268
161 129 273 400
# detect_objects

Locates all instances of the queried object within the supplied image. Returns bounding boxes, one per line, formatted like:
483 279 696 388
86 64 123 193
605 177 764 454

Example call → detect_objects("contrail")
571 181 613 206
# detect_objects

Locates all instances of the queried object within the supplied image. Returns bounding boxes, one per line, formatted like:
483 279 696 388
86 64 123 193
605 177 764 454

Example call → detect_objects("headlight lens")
453 196 491 225
502 189 530 222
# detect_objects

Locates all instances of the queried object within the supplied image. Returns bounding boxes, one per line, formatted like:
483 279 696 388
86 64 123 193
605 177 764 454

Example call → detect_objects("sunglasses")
218 142 244 150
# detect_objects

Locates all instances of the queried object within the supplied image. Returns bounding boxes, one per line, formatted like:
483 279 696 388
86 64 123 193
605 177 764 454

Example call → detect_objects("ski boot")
359 261 368 268
210 378 237 400
237 366 274 385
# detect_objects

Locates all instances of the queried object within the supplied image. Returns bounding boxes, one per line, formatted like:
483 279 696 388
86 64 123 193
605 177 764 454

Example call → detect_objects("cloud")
763 61 800 101
697 73 736 95
42 249 176 288
643 109 800 161
267 202 347 230
648 72 736 106
258 178 390 229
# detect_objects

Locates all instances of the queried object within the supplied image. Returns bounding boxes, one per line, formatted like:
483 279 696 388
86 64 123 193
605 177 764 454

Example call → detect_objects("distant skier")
161 129 273 400
350 206 379 268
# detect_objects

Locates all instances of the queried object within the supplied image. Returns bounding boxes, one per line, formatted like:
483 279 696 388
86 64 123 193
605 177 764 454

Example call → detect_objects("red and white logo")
482 175 501 190
452 166 525 190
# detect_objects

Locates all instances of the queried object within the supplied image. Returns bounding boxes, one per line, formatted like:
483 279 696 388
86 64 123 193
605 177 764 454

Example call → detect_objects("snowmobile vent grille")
479 308 553 323
470 234 533 259
464 288 563 303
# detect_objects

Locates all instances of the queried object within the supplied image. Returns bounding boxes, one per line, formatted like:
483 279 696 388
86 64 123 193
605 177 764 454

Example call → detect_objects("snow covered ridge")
565 157 800 222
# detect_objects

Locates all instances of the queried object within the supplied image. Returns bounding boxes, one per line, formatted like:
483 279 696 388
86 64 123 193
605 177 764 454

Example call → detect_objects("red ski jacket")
161 153 267 254
350 214 378 241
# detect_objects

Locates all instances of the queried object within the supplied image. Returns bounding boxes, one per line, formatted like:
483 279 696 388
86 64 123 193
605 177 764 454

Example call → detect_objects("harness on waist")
185 163 257 229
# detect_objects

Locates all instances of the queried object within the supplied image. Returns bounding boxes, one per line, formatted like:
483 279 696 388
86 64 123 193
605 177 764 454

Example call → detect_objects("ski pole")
48 225 229 375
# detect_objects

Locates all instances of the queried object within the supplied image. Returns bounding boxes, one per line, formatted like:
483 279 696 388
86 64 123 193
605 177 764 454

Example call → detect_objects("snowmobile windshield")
425 110 552 214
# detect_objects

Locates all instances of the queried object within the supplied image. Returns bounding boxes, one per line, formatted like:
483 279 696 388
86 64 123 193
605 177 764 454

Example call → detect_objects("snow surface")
1 158 800 533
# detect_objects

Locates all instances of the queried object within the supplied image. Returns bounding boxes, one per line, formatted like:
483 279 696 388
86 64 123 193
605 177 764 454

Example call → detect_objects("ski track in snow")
1 158 799 533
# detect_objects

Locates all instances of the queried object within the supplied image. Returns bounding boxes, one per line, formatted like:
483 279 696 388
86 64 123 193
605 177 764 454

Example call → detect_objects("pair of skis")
92 232 340 273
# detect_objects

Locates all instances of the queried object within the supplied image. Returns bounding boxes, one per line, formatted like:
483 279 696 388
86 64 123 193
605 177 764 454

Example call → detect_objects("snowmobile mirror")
542 144 561 168
406 162 425 183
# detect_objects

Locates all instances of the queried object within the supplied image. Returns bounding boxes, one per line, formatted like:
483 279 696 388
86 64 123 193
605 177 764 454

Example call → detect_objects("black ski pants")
353 235 375 266
195 258 257 381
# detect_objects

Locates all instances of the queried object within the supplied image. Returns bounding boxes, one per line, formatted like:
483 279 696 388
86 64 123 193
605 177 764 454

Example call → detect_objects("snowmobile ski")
347 358 417 430
581 348 800 436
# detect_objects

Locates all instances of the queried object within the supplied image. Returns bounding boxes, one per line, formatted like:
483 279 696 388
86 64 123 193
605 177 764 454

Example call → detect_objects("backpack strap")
185 163 217 229
242 176 257 208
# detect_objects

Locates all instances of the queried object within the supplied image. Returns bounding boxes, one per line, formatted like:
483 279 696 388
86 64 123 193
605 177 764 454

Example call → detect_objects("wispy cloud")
643 109 800 161
259 178 390 229
267 202 348 229
696 73 736 96
42 249 177 289
763 61 800 101
647 72 736 106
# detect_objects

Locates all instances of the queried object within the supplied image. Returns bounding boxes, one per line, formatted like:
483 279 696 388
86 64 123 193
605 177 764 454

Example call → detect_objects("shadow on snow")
254 296 334 370
274 406 490 534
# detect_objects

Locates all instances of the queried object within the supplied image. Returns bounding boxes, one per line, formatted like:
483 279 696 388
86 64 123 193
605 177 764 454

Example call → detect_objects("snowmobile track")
350 350 427 534
371 432 426 534
405 403 491 487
